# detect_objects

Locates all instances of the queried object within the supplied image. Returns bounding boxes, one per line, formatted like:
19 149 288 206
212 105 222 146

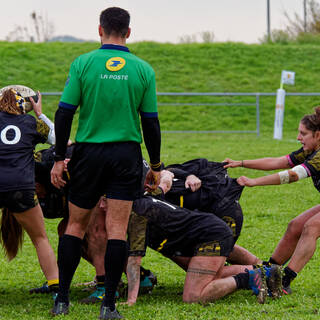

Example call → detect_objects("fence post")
256 94 260 137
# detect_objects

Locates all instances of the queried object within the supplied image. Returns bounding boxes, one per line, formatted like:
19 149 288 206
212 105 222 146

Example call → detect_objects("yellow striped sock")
48 279 59 287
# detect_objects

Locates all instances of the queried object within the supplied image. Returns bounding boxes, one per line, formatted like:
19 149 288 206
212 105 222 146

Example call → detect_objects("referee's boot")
50 299 69 316
99 305 123 319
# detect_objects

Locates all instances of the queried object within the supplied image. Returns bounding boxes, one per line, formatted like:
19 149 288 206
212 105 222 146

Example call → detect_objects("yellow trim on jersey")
180 195 184 208
157 239 167 251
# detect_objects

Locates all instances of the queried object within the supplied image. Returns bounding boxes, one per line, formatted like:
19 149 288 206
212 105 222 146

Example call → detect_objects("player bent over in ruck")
126 170 283 305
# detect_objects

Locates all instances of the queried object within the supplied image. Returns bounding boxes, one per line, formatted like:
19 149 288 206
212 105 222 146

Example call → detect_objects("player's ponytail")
0 89 24 115
0 208 24 261
301 106 320 133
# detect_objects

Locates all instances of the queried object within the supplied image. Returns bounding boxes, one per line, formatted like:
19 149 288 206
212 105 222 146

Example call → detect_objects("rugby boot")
80 285 105 304
282 283 292 295
80 286 120 304
50 300 69 316
30 281 59 300
30 282 51 294
99 306 123 319
248 266 268 304
139 268 157 294
264 264 283 299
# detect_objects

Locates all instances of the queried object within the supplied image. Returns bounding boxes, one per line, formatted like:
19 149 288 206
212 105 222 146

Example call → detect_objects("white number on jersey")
0 125 21 145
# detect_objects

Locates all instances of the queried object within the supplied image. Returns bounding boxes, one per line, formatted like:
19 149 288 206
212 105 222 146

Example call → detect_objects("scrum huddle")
2 6 320 320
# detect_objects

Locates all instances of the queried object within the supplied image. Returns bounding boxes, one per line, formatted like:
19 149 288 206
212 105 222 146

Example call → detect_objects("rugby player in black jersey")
0 88 59 294
163 158 261 266
125 170 283 305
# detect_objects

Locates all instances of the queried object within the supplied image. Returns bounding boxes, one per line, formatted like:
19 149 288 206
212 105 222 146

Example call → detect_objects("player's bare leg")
287 212 320 273
13 204 58 281
220 264 253 278
271 205 320 264
227 244 261 265
183 256 235 303
170 256 191 271
85 203 107 275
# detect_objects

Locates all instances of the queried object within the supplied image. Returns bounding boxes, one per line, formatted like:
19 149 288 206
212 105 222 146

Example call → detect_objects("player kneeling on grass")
162 158 261 266
224 106 320 295
125 170 283 305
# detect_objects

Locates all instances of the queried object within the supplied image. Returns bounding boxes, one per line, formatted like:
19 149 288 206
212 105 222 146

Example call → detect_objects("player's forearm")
54 107 75 161
141 117 161 169
126 256 142 305
251 173 281 186
38 114 55 145
242 157 289 171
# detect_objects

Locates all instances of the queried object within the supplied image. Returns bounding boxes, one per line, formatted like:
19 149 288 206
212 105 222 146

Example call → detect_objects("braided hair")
0 89 25 115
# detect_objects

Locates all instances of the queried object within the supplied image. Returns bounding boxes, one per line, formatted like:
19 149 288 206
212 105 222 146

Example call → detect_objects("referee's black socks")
103 239 127 311
56 234 83 303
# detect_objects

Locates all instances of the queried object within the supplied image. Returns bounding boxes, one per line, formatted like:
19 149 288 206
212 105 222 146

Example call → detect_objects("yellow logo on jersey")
106 57 126 71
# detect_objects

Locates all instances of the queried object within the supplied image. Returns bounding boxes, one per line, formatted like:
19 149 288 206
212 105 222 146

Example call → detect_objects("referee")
50 7 161 319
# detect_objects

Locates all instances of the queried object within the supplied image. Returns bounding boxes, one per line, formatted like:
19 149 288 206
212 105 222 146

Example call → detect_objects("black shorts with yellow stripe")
0 189 38 213
128 195 234 258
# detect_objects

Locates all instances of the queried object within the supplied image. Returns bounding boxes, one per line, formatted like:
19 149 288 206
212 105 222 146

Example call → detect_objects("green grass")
1 41 320 137
1 134 320 319
1 41 320 318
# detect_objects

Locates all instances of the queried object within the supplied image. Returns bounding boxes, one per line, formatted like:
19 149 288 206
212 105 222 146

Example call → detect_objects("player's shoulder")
18 113 37 126
72 48 101 65
127 53 155 72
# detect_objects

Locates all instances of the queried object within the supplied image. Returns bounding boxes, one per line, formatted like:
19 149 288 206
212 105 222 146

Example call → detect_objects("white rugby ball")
0 84 38 113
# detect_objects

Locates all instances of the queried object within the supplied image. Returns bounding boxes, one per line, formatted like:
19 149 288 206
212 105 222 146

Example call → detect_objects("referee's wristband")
53 152 65 162
150 161 162 172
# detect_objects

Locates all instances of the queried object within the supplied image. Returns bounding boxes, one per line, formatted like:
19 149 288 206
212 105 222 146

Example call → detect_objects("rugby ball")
0 84 38 113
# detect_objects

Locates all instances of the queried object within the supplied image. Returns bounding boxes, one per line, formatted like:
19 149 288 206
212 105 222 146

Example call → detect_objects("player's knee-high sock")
56 234 82 303
103 239 127 310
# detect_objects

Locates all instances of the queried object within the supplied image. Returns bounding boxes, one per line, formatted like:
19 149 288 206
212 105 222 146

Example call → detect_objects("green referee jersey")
59 44 158 143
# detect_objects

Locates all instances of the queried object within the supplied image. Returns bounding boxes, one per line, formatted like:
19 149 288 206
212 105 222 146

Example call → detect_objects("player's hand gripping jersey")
164 158 244 241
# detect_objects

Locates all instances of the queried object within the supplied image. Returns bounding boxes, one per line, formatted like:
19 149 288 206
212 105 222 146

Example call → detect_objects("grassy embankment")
0 41 320 319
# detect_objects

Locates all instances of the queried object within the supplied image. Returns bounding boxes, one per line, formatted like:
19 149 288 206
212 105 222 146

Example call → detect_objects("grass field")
1 133 320 319
1 40 320 319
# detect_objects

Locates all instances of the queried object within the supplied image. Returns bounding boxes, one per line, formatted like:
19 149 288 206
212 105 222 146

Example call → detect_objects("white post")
273 70 295 140
273 88 286 140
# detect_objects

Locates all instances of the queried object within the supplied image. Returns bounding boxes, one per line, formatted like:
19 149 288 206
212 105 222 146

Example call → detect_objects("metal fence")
42 92 320 137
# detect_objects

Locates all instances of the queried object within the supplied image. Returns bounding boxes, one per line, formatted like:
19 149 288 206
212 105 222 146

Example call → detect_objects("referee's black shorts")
68 142 143 209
